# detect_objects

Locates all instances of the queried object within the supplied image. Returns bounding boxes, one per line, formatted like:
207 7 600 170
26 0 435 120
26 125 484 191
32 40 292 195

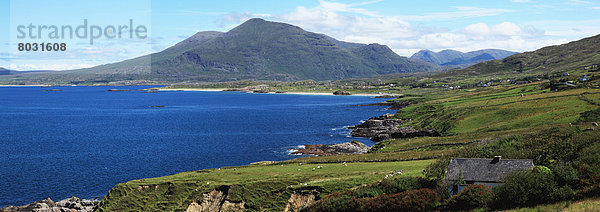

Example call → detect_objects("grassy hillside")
97 160 433 211
438 34 600 80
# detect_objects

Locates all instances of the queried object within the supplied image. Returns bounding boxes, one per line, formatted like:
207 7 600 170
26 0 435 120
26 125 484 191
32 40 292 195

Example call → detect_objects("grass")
505 198 600 212
97 160 434 211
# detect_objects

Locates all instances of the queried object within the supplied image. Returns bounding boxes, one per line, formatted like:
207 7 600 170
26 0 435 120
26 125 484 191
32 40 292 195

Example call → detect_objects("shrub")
574 142 600 186
303 187 441 212
445 184 492 210
549 162 579 188
376 176 439 195
376 176 421 194
423 157 451 179
302 192 362 212
360 188 440 212
352 186 384 198
490 169 573 209
532 165 552 174
578 183 600 199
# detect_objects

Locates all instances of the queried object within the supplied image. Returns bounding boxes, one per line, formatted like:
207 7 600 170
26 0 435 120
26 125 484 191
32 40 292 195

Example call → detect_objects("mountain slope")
438 34 600 78
153 18 436 81
411 49 517 68
0 68 9 75
1 19 437 85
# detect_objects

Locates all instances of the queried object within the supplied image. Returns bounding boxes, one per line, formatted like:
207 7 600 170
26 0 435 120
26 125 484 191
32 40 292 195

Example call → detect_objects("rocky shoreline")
351 100 410 110
289 141 369 156
1 197 99 212
291 98 440 154
349 113 438 142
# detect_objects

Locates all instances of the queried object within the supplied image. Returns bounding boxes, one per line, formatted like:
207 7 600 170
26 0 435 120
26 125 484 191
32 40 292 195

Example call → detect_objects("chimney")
491 156 502 164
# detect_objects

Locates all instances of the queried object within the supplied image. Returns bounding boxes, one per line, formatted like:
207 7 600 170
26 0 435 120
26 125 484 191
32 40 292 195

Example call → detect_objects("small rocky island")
333 90 351 95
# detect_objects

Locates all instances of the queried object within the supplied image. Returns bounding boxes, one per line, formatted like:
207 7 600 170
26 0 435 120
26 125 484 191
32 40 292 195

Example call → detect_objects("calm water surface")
0 86 388 207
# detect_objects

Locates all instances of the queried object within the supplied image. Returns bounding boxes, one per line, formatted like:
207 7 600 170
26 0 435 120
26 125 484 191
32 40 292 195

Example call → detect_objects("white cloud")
567 0 593 5
216 0 585 57
524 19 600 37
395 6 513 21
316 0 382 17
465 23 491 35
510 0 532 2
493 22 522 36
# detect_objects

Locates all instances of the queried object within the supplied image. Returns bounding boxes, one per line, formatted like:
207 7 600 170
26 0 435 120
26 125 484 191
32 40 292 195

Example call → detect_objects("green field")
97 160 433 211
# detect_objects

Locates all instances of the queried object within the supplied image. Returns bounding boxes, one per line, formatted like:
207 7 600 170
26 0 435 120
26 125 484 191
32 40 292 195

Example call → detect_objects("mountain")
0 68 54 75
1 19 437 85
0 68 9 75
438 34 600 77
411 49 517 68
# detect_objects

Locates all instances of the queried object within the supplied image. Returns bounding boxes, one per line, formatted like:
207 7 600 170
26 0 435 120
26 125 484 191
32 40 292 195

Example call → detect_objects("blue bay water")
0 86 388 207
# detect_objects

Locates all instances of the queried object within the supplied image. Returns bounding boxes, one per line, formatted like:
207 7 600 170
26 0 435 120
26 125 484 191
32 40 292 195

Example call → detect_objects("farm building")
445 156 534 195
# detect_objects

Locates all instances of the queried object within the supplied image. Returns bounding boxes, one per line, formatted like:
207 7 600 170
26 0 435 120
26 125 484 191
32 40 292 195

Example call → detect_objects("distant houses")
445 156 534 195
584 64 599 72
580 74 590 82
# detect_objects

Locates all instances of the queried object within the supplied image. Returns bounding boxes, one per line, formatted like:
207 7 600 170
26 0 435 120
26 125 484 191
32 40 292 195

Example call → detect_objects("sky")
2 0 600 71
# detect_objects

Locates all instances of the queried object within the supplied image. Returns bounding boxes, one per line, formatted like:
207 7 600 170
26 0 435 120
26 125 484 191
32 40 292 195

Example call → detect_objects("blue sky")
2 0 600 70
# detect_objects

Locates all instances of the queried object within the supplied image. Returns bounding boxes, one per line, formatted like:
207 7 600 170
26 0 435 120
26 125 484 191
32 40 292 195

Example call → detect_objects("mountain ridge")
0 18 438 85
411 49 517 68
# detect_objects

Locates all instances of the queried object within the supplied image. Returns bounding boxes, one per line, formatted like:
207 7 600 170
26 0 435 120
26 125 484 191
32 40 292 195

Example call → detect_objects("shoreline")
0 84 52 87
0 86 388 97
158 88 383 96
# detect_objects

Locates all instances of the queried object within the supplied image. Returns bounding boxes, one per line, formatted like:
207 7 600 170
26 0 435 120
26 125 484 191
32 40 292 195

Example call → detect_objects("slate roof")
445 158 534 183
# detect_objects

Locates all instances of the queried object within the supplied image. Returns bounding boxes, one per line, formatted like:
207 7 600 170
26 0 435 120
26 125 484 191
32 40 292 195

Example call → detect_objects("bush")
352 186 384 198
302 192 362 212
376 176 437 195
549 162 579 188
490 168 573 209
574 142 600 186
303 186 441 212
377 176 421 194
578 183 600 199
423 157 451 179
445 185 492 210
360 188 440 212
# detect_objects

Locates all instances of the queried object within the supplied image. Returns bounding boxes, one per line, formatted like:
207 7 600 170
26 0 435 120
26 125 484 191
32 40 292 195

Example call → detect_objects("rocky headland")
349 113 438 142
290 141 369 156
352 100 410 110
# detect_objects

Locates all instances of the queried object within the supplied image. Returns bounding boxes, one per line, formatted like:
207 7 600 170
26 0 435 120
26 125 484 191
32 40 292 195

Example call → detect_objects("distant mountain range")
0 68 54 75
438 34 600 78
0 18 438 85
411 49 518 68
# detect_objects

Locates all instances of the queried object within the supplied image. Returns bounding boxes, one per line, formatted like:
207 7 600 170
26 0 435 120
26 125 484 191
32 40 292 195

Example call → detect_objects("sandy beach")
158 88 382 96
0 84 51 87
